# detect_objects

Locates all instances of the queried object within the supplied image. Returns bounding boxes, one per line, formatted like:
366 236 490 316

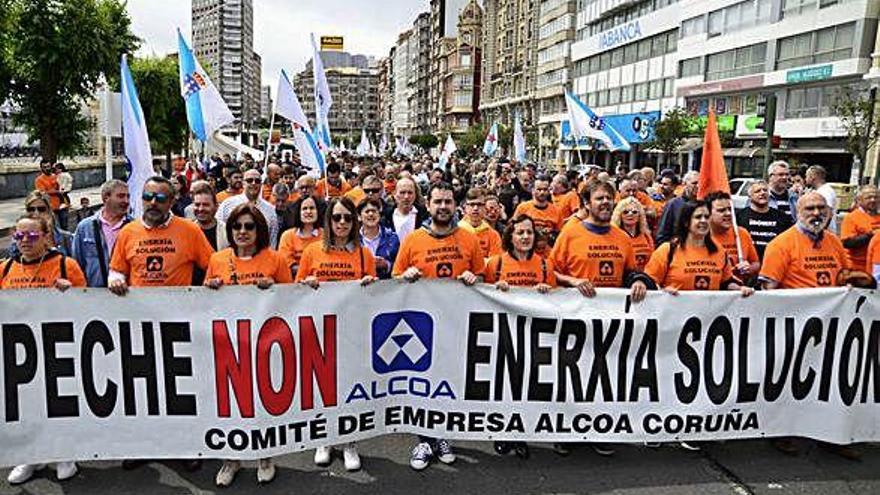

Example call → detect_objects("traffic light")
755 94 777 135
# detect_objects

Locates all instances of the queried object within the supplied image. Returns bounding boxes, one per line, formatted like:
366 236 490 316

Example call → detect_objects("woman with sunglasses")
6 191 74 259
611 197 654 272
205 203 291 487
296 196 377 472
358 197 399 279
3 214 85 485
278 195 324 278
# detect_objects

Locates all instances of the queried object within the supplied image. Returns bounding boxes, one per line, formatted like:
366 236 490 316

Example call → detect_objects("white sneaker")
433 439 456 464
257 458 275 484
409 442 433 471
55 461 78 481
7 464 44 484
215 460 240 487
343 443 361 471
314 446 332 466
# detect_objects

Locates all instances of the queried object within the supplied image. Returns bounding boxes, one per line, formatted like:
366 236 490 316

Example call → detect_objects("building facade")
192 0 262 125
536 0 577 162
430 0 471 129
260 85 272 122
391 30 415 137
438 0 484 133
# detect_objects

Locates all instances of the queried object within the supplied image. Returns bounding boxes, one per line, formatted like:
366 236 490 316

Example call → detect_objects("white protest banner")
1 282 878 467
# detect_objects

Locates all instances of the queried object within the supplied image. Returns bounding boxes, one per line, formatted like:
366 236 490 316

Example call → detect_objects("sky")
126 0 426 92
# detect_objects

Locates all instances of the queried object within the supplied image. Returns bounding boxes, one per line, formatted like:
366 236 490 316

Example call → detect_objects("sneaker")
644 442 661 448
591 443 616 456
433 439 456 464
552 443 571 457
55 461 78 481
679 441 701 452
410 442 433 471
7 464 43 485
215 460 240 487
314 446 332 466
343 443 361 471
257 458 276 484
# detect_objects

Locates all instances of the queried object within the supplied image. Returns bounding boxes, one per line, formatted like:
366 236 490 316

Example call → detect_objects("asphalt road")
1 436 877 495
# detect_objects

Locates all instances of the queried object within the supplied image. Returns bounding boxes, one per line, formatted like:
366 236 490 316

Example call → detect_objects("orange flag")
697 110 730 200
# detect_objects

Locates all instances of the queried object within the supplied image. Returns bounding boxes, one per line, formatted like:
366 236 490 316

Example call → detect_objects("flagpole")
262 110 277 173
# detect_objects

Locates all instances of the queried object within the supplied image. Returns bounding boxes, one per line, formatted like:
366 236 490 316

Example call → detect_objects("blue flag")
121 55 153 219
178 29 235 142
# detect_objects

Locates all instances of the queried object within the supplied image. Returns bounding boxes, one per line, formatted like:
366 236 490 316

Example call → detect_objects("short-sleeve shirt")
110 216 214 287
866 234 880 275
392 227 485 279
0 252 86 289
278 228 323 269
552 191 580 220
550 223 638 288
644 242 732 291
315 178 352 198
35 174 61 210
627 231 655 272
759 226 850 288
514 200 563 239
484 253 557 287
295 243 377 282
840 207 880 270
204 248 293 285
712 226 759 267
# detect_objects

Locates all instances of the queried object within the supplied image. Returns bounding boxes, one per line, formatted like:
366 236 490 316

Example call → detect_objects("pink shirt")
99 210 127 255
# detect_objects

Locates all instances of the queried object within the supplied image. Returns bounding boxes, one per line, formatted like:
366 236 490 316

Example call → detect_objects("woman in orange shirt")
2 214 84 485
277 195 323 278
611 197 654 272
206 204 290 488
296 196 376 472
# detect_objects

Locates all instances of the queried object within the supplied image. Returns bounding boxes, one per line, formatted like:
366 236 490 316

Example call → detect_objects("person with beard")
706 191 760 282
188 182 227 285
840 185 880 270
736 181 793 260
72 180 132 287
34 159 63 220
656 171 700 244
216 168 279 247
216 167 243 204
650 170 677 214
514 174 562 254
393 182 485 471
315 161 353 198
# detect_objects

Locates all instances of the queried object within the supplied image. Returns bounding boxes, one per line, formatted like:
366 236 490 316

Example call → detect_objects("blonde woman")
611 197 654 272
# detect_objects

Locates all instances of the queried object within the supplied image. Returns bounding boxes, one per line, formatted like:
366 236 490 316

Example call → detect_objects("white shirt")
216 193 279 247
816 183 838 233
393 208 417 242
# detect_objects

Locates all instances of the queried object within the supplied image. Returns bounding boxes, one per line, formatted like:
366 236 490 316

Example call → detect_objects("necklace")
25 251 49 287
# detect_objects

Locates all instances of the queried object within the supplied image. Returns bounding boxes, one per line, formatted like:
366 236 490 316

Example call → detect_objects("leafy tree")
0 0 12 98
458 124 488 155
127 56 188 170
408 133 438 150
647 107 690 172
3 0 138 161
832 88 880 181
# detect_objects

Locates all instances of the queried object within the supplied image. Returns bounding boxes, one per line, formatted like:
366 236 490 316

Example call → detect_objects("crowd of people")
1 149 877 486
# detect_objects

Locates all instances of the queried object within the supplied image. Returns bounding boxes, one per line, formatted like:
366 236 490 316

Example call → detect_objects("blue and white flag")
357 129 370 156
565 90 631 152
513 114 527 163
483 122 499 157
311 33 333 149
379 133 389 154
438 134 457 171
177 29 235 142
120 55 153 219
275 69 326 175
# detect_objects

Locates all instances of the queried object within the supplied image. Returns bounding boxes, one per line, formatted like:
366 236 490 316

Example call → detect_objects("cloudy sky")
126 0 426 91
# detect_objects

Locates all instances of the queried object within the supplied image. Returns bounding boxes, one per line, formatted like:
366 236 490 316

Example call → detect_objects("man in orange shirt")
345 175 384 207
706 191 760 281
458 187 502 259
315 161 352 198
34 159 62 215
551 173 580 220
514 175 562 251
840 185 880 270
109 176 214 295
262 163 283 202
393 182 484 472
216 168 243 204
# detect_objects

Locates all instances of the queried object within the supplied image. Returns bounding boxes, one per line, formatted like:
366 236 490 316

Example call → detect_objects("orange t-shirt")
295 242 377 281
552 191 580 220
204 248 293 285
840 207 880 270
484 253 557 287
344 187 366 206
635 191 656 215
261 183 274 202
514 200 563 237
35 174 61 210
759 227 850 288
550 223 638 288
459 221 502 259
712 227 759 267
644 242 732 291
110 217 214 287
383 179 397 196
392 227 486 279
315 178 352 198
627 231 655 272
0 252 86 289
865 234 880 274
216 189 239 205
278 228 323 270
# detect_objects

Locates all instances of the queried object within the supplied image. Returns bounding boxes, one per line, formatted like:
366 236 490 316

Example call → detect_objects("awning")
774 147 848 155
643 137 703 154
723 147 763 158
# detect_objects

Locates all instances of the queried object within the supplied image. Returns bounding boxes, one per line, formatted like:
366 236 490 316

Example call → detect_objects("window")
664 77 675 97
706 43 766 81
634 82 648 100
624 43 638 64
651 36 666 57
460 53 471 67
649 80 664 99
621 85 633 103
597 90 608 106
776 23 855 70
611 47 624 67
608 87 620 104
785 85 838 118
776 31 812 69
637 39 652 59
708 11 723 37
679 57 702 77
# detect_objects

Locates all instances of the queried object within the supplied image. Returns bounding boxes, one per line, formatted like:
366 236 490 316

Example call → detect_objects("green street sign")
786 65 833 84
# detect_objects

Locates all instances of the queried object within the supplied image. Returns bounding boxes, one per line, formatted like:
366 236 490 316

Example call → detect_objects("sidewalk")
0 186 104 237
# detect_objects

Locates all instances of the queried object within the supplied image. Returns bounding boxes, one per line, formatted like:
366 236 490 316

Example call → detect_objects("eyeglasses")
141 192 169 203
331 213 353 223
25 206 49 213
622 209 640 215
232 221 256 231
13 231 42 242
363 188 382 194
244 178 261 184
466 202 485 208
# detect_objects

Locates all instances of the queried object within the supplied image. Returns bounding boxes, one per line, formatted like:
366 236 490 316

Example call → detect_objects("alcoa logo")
371 311 433 374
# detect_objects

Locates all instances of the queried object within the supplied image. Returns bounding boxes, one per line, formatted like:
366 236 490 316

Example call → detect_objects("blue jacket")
767 190 798 223
72 212 132 287
362 225 400 279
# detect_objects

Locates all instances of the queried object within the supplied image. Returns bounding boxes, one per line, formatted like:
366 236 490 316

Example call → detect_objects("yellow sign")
320 36 344 51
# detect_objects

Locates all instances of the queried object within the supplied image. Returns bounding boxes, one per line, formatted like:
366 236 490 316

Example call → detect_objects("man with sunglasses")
72 180 132 287
216 168 279 247
345 175 384 207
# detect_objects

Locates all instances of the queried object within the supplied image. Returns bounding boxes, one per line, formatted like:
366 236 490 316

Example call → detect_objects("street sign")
735 113 767 138
785 64 833 84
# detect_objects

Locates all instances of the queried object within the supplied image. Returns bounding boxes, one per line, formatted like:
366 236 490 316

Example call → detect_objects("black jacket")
381 203 430 232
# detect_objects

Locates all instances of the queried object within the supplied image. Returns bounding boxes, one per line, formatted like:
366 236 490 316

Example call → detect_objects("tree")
3 0 138 161
409 133 438 150
128 56 188 170
832 87 880 181
0 0 12 99
647 107 691 172
458 124 488 155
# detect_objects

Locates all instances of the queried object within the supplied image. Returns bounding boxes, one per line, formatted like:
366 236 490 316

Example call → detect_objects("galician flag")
120 54 153 219
438 134 457 171
311 33 333 149
177 29 234 142
483 122 499 157
275 70 325 175
513 114 527 163
565 90 630 151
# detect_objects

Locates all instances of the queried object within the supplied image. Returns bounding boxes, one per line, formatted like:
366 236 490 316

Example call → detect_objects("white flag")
438 134 457 171
514 114 527 163
120 55 153 219
177 29 235 142
275 70 325 174
565 90 630 152
357 129 370 156
311 33 333 149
